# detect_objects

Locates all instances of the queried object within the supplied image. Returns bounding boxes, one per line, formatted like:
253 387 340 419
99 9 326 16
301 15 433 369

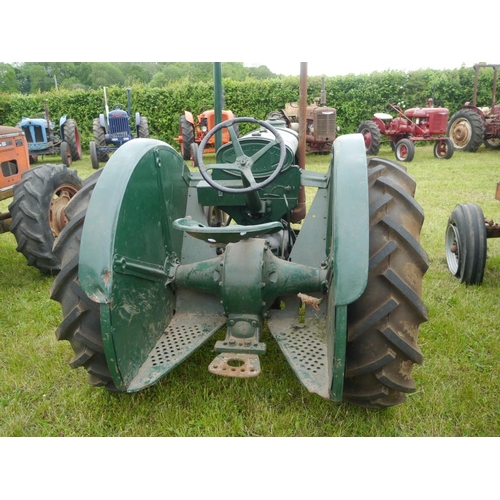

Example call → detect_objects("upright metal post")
298 63 307 171
214 63 223 152
290 62 307 222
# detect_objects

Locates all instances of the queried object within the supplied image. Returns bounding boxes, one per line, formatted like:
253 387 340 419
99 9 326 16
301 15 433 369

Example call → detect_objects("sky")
7 1 498 79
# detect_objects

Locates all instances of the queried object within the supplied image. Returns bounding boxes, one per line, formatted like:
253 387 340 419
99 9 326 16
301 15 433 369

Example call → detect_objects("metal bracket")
209 353 261 378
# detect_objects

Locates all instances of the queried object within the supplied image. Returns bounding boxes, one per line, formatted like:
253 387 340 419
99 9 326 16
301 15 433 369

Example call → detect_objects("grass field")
1 140 499 440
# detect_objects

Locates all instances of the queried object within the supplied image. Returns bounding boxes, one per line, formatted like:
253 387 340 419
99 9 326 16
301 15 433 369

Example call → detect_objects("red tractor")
447 63 500 152
267 77 338 154
358 99 454 162
175 108 238 164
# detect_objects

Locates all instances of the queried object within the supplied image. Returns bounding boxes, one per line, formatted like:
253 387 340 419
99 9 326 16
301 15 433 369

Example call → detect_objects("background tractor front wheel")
445 203 487 285
344 157 428 408
434 138 454 159
357 120 381 155
60 141 72 166
395 138 415 162
89 141 100 169
9 164 82 274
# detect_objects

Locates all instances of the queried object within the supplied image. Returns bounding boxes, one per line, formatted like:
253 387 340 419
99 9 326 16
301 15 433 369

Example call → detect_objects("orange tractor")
175 108 238 164
0 124 81 273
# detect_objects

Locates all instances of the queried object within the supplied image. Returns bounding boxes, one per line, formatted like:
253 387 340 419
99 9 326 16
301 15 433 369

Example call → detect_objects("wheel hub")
445 223 460 275
49 184 79 236
452 121 471 147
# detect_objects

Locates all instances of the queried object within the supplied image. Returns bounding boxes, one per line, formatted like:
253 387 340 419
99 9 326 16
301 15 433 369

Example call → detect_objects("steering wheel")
196 117 286 194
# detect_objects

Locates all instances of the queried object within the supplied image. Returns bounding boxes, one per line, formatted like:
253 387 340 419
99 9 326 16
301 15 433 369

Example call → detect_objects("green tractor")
50 64 428 408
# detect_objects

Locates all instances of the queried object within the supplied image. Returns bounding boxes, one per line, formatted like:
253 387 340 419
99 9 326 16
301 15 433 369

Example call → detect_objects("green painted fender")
328 133 369 400
329 133 369 306
79 138 190 389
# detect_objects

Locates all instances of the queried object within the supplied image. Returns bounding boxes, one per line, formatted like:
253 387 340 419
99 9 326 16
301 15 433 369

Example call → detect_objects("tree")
28 64 53 93
149 71 169 88
0 63 19 92
89 63 126 88
247 65 275 80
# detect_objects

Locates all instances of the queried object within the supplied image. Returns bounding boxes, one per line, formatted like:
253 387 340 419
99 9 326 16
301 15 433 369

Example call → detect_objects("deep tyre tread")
8 164 83 274
180 115 195 160
137 116 150 138
344 157 428 409
92 118 109 162
447 109 485 152
62 119 82 161
445 203 487 285
50 169 119 391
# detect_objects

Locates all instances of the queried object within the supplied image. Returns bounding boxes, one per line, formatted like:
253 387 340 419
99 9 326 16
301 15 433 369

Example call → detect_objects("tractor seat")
172 217 283 244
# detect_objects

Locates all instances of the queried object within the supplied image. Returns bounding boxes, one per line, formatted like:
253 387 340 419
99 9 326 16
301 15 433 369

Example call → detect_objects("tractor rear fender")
58 116 67 139
372 116 387 134
99 113 107 129
184 110 194 125
79 138 187 303
329 133 369 306
78 138 191 389
459 104 485 119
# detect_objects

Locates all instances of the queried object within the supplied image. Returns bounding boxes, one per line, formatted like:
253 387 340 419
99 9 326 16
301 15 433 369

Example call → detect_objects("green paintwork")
267 134 369 400
79 138 219 390
172 217 284 244
77 125 370 400
196 165 301 225
330 133 369 306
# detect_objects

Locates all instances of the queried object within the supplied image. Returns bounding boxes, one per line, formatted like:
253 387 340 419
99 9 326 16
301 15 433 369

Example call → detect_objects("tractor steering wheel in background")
196 117 286 194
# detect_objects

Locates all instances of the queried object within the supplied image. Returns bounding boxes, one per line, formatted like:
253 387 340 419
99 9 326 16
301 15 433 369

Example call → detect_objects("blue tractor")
89 87 150 169
16 102 82 166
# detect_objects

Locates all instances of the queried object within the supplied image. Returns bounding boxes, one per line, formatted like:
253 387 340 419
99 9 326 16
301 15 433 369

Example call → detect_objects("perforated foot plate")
267 313 332 399
127 312 226 391
209 353 261 378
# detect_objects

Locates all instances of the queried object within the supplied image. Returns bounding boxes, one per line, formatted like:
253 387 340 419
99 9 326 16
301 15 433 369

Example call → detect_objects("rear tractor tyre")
137 116 150 138
180 115 195 161
357 120 381 155
446 109 485 152
395 138 415 162
344 157 428 408
50 169 119 391
9 164 83 274
92 118 109 162
62 118 82 161
445 203 487 285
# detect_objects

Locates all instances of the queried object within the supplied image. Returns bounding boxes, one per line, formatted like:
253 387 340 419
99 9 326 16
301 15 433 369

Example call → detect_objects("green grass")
1 143 500 437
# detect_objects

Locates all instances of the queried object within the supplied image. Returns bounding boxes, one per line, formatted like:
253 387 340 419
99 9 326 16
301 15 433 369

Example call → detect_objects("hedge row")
0 67 495 153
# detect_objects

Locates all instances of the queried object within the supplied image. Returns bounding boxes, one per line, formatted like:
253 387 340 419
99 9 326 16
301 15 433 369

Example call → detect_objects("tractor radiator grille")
429 113 448 134
313 107 337 141
109 116 131 138
24 126 44 144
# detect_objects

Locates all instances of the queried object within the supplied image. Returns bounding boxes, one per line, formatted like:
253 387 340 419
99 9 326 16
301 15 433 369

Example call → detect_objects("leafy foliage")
0 65 498 151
